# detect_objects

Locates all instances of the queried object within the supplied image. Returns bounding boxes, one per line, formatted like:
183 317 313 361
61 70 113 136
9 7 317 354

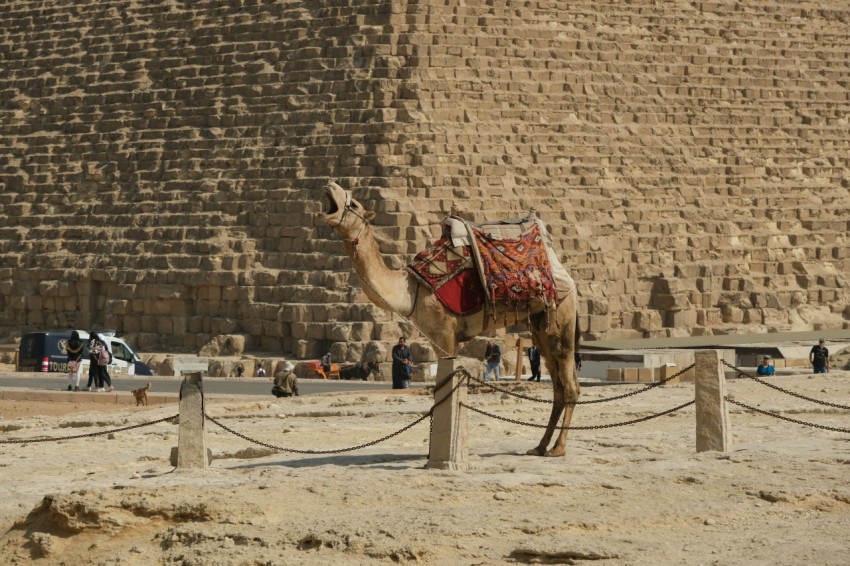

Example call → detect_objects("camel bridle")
338 193 369 249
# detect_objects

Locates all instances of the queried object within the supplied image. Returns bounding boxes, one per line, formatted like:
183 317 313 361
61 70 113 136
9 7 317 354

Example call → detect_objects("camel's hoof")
544 449 566 458
526 447 545 456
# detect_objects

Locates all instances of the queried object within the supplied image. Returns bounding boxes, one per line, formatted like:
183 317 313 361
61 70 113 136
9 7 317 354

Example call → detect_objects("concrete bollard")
694 350 732 453
175 372 208 470
426 358 469 471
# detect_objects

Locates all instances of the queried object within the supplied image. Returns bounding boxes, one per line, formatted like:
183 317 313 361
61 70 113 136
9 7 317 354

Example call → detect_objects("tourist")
321 352 332 376
391 337 412 389
526 345 541 382
256 366 266 378
401 358 413 388
484 340 501 382
809 339 830 373
65 330 85 391
272 361 299 397
756 355 775 376
87 331 113 392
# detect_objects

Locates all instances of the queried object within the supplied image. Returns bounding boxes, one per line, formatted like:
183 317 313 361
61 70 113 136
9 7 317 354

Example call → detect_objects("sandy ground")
1 369 849 565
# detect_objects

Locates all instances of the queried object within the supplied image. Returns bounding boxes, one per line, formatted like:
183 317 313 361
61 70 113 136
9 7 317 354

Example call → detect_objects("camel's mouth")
325 191 339 216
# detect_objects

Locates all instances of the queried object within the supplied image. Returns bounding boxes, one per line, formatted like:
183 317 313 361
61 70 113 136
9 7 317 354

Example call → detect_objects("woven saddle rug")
407 215 569 316
406 236 486 316
470 221 558 311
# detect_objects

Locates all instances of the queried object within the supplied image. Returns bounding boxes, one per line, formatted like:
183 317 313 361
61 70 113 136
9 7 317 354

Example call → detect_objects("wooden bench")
307 360 341 379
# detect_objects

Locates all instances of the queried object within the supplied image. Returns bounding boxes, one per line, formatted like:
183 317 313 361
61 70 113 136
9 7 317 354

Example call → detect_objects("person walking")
272 361 299 397
526 345 541 382
809 338 830 373
65 330 85 391
484 340 501 382
85 334 100 391
756 355 775 376
391 337 412 389
87 332 113 392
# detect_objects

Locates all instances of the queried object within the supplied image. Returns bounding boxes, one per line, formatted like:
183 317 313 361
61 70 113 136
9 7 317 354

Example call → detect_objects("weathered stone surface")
0 0 848 361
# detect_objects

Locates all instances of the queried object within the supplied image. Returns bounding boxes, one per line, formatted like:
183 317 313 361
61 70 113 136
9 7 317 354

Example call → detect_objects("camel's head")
323 181 375 231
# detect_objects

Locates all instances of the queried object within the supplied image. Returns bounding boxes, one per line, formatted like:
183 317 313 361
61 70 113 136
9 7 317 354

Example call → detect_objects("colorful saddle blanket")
471 222 558 309
406 237 485 315
407 217 560 316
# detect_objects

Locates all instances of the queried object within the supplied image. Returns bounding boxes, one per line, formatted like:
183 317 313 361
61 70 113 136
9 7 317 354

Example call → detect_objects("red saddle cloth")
406 237 485 316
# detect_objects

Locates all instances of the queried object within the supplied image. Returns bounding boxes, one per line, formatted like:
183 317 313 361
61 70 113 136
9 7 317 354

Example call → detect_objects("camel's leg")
546 355 579 457
526 374 565 456
526 299 579 457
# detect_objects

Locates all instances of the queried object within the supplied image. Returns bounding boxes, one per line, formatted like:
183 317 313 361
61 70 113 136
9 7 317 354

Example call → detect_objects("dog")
131 382 151 406
339 360 381 381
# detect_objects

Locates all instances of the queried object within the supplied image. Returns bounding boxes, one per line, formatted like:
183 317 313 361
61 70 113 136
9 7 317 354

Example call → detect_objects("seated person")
756 355 775 376
272 361 300 398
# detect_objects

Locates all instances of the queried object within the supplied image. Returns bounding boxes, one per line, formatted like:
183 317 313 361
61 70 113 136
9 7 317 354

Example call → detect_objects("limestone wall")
1 0 849 361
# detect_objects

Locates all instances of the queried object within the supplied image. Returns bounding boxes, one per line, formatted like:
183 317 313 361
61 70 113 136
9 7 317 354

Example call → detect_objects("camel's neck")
340 224 414 315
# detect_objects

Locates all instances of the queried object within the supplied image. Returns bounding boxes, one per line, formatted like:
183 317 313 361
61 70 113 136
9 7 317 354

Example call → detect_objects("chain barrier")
0 414 179 444
205 412 431 455
460 400 695 430
465 363 696 405
721 360 850 410
207 367 475 455
725 398 850 434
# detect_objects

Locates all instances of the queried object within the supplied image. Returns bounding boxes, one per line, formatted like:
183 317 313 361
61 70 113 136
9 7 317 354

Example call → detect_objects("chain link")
0 414 179 444
725 398 850 433
721 360 850 410
460 400 694 430
205 412 430 454
466 364 696 405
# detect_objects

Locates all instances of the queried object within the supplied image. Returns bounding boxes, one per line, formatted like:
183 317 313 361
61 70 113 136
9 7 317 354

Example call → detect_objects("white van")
18 329 155 376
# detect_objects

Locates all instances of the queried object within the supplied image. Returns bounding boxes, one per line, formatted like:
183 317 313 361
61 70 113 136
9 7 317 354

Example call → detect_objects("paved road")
0 373 425 397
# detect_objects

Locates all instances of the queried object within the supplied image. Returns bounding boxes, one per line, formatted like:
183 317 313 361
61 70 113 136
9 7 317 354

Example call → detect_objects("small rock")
704 518 716 526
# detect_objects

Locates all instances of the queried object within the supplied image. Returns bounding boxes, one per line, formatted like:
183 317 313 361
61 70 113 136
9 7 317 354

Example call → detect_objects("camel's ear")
364 210 376 222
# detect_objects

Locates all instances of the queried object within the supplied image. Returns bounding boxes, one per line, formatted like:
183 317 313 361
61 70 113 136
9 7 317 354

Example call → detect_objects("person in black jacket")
809 339 830 373
526 345 541 382
391 337 412 389
87 332 113 392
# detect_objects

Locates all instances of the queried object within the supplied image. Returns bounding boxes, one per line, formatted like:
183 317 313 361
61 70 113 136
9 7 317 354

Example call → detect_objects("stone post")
694 350 731 453
426 358 468 471
176 372 208 469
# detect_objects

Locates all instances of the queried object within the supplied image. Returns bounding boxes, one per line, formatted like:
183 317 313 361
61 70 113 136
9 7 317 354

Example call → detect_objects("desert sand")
1 369 849 565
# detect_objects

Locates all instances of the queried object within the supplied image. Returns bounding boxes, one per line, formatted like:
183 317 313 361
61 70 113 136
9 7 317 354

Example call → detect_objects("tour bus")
18 330 155 376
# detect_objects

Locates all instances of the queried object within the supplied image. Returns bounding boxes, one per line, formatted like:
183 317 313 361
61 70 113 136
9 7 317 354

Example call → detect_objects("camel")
322 181 580 457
